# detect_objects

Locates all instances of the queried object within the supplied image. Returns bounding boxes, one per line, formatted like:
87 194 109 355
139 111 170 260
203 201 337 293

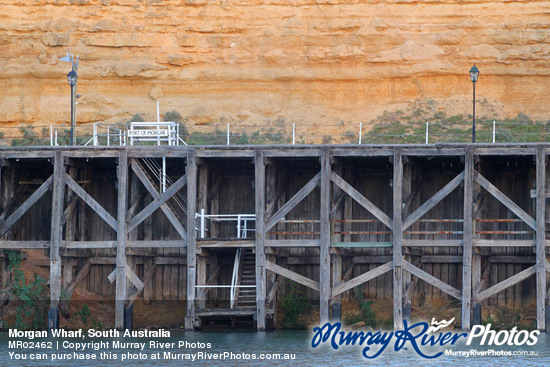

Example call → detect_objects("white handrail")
196 212 255 239
230 248 242 308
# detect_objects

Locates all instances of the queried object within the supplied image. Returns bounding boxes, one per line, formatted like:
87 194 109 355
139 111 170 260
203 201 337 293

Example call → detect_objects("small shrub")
128 114 144 123
72 304 103 330
4 251 48 330
280 281 311 329
516 112 531 123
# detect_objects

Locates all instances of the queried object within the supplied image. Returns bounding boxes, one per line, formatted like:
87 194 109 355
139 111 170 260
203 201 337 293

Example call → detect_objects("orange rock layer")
0 0 549 134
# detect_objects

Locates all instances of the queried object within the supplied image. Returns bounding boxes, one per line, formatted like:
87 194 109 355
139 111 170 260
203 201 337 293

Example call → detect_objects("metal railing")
5 119 550 147
196 210 255 239
230 248 242 309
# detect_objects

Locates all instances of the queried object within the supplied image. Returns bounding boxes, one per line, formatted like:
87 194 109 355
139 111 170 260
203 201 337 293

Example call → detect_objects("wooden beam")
320 148 331 323
185 149 197 330
0 186 23 223
196 265 221 299
128 240 186 248
536 147 546 331
420 255 463 263
393 149 403 329
131 159 187 241
115 150 128 330
403 261 462 300
63 241 116 249
266 275 282 304
476 265 536 302
64 259 91 300
403 239 463 247
255 149 267 330
127 173 186 232
473 240 535 247
329 190 346 218
194 308 257 317
265 181 286 220
403 171 464 230
0 175 53 238
462 148 473 330
332 261 392 297
91 257 116 265
474 262 492 295
49 151 65 329
198 240 255 248
330 171 393 229
265 172 320 231
61 182 89 225
474 171 536 230
153 257 186 265
65 174 118 232
126 266 144 291
0 241 49 249
127 264 157 306
342 262 355 280
265 260 319 291
266 239 320 247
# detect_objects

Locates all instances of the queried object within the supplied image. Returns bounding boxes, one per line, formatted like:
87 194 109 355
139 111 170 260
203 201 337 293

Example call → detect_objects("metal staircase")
236 249 256 307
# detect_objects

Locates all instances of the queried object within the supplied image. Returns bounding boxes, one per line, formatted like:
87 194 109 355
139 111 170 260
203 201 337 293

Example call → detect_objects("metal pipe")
472 81 476 143
70 83 76 145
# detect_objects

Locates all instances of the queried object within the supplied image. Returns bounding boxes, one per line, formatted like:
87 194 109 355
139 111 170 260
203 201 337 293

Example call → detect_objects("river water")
0 329 548 366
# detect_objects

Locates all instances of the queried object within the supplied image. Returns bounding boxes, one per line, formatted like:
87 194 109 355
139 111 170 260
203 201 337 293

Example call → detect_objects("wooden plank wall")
0 151 543 312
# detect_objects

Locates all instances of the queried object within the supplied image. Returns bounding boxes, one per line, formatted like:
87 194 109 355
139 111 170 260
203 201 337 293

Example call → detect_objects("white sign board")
127 129 169 137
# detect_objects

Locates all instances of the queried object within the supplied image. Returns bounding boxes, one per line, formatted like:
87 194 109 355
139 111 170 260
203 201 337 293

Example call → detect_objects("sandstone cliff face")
0 0 549 135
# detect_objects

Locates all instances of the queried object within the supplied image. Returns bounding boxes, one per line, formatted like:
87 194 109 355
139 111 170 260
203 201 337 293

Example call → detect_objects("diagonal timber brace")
475 265 536 303
403 171 464 230
332 261 392 297
0 175 53 237
65 174 118 231
131 159 187 241
403 261 462 300
330 171 393 229
127 173 187 232
265 172 321 231
265 260 319 291
474 171 536 230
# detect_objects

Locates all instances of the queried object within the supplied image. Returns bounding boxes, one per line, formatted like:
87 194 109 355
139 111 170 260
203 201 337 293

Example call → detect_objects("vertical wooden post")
266 164 277 325
49 151 65 331
115 150 128 330
536 147 546 331
331 165 342 320
255 149 267 330
462 147 474 330
402 160 412 322
393 149 403 330
320 148 331 324
197 165 208 309
185 149 197 330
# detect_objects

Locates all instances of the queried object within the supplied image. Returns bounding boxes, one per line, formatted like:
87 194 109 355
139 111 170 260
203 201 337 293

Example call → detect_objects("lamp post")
67 70 78 145
469 64 479 143
60 53 79 145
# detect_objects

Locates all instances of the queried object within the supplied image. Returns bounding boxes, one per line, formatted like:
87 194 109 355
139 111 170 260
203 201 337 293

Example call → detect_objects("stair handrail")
230 248 242 308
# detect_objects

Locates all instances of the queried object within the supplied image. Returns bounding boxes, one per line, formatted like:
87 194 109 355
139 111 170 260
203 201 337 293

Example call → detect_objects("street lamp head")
67 70 78 86
469 64 479 83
